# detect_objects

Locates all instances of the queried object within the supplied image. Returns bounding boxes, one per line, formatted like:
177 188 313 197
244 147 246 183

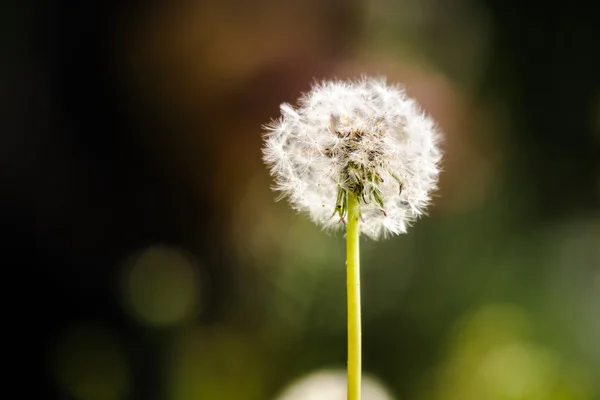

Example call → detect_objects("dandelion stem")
346 192 361 400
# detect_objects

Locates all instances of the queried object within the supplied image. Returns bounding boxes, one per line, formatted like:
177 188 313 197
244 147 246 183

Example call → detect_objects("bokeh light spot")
51 324 130 400
480 343 559 398
167 326 265 400
121 245 202 327
421 303 595 400
275 369 395 400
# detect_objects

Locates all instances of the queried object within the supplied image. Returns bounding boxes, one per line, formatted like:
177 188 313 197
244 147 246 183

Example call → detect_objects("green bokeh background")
5 0 599 399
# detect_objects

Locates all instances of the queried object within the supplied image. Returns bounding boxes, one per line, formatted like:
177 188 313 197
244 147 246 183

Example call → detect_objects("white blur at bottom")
275 369 395 400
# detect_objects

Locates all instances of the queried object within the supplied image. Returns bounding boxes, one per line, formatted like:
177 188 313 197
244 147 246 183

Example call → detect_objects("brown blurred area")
3 0 599 399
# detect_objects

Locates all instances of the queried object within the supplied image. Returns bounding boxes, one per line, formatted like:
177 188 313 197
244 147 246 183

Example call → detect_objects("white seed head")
262 77 442 240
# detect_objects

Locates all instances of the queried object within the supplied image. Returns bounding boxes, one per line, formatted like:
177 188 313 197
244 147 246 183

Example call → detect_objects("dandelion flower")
261 76 443 400
262 77 442 240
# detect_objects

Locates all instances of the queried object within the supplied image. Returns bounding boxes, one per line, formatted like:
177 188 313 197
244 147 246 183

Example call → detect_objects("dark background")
4 0 599 399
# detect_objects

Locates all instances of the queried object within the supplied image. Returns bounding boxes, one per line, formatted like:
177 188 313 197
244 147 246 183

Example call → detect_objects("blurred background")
4 0 600 399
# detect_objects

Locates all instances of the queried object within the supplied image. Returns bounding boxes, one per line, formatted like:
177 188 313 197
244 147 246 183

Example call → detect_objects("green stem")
346 192 361 400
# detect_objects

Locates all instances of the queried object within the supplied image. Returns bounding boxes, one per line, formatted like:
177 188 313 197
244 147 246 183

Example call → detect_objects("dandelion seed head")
262 76 442 240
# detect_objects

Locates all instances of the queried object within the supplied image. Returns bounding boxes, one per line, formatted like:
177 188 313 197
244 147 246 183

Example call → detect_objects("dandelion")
263 77 441 239
262 76 442 400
